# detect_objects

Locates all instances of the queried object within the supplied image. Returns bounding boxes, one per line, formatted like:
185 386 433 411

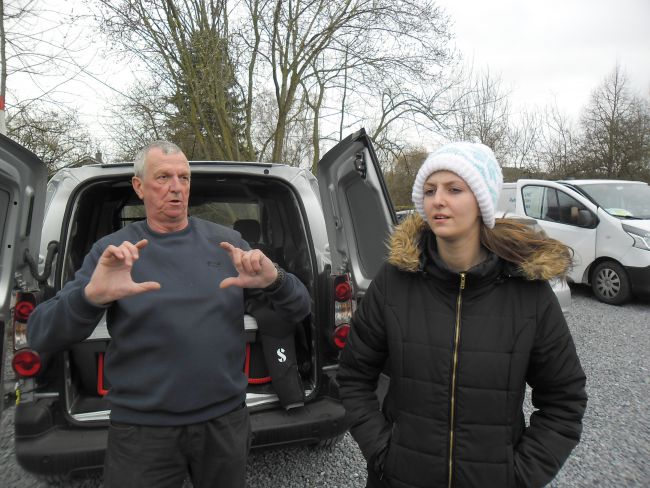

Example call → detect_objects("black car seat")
233 219 274 260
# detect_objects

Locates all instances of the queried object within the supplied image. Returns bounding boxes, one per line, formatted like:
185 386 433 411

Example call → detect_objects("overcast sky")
436 0 650 117
10 0 650 155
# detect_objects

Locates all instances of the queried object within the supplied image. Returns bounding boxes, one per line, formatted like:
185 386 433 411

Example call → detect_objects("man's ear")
132 176 144 200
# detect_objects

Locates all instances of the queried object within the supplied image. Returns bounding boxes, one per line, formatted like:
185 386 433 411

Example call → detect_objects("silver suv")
2 129 396 479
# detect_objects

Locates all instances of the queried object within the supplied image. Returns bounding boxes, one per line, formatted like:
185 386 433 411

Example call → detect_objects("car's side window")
521 185 546 219
522 185 596 228
556 190 592 227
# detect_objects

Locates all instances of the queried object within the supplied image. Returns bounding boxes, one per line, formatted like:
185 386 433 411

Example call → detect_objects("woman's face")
422 170 482 242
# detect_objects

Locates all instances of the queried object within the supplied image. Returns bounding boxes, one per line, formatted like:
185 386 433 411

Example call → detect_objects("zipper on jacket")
448 272 466 488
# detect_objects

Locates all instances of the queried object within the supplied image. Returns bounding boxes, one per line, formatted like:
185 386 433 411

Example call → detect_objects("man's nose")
168 175 182 190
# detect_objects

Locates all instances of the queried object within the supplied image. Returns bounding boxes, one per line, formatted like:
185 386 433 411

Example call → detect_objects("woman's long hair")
480 218 574 280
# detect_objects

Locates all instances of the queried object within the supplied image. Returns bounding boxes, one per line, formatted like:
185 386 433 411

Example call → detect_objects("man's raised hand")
219 242 277 289
84 239 161 306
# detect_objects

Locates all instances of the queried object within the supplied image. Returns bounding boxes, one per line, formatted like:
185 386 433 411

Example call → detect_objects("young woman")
337 142 587 488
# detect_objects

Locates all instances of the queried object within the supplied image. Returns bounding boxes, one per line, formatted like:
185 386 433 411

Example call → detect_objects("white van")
498 179 650 305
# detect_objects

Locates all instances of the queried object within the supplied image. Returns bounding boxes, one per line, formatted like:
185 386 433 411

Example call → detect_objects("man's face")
132 148 191 233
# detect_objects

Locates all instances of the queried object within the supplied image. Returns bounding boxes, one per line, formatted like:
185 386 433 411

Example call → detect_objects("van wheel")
591 261 631 305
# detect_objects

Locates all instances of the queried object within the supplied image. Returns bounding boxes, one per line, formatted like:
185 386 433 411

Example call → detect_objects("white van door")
516 180 598 284
0 135 47 417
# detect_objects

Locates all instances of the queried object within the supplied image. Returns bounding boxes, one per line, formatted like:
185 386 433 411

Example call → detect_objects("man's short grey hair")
133 140 184 178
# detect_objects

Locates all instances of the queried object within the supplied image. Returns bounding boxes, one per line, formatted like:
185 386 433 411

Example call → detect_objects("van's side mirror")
577 210 597 228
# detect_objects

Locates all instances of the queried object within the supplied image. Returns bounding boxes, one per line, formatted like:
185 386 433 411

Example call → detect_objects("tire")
591 261 631 305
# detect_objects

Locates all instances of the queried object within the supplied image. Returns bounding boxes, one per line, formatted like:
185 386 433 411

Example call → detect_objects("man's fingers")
220 241 244 270
219 277 238 289
219 241 235 254
135 239 149 250
241 249 267 275
137 281 161 293
104 244 124 260
103 240 146 267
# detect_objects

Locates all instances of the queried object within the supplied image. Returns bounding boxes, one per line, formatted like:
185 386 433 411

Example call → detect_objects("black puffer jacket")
337 215 587 488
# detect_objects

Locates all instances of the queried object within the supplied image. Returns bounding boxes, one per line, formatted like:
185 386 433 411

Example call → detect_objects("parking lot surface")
1 285 648 487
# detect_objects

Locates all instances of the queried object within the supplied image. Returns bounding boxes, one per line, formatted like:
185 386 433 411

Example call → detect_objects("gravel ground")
1 285 649 487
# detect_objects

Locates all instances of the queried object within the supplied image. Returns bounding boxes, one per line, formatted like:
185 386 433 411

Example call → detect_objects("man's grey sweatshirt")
27 217 311 425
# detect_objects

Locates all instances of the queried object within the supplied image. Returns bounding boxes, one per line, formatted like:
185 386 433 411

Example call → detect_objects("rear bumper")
16 426 107 477
250 396 348 448
15 396 348 477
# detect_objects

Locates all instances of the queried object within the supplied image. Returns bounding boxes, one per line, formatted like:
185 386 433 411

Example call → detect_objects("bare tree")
104 81 170 161
383 146 428 209
7 102 95 176
96 0 254 161
239 0 454 166
1 1 91 121
445 68 511 161
506 108 542 171
96 0 455 168
536 102 579 178
578 64 650 179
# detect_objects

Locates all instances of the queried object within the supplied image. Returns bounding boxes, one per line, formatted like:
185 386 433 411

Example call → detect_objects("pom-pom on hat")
411 142 503 228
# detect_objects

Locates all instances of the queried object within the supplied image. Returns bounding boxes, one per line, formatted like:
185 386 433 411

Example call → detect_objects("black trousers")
103 405 251 488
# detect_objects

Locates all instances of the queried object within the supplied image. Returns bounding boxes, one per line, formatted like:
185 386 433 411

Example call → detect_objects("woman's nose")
432 191 445 206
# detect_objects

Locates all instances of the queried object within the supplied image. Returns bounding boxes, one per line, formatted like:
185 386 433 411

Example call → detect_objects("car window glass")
521 185 546 219
556 191 590 226
544 189 560 222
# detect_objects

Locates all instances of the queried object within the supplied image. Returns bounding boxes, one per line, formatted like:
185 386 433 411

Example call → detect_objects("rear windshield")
62 175 312 285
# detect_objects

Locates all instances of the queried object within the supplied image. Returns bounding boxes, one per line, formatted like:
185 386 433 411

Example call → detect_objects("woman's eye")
424 189 435 196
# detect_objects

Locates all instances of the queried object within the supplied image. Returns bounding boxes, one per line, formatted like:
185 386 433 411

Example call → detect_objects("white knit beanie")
411 142 503 228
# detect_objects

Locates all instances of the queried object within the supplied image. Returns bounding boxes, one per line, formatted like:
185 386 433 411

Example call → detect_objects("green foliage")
165 28 253 161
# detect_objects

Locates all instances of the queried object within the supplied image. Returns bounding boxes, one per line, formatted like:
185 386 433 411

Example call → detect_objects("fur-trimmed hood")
388 213 570 281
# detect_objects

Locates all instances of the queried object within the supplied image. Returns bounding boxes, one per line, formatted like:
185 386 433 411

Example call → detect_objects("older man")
27 141 310 488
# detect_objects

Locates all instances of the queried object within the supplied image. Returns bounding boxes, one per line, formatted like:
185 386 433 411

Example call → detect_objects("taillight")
12 291 37 350
333 324 350 349
335 281 352 301
12 349 41 377
331 274 355 349
14 300 35 322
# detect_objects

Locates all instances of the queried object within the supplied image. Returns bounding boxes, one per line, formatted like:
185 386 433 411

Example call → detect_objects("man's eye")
424 189 435 196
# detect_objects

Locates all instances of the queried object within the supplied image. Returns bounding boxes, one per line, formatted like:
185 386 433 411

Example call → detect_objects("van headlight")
622 224 650 251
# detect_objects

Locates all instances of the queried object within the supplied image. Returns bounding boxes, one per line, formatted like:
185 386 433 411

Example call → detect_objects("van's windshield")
574 182 650 219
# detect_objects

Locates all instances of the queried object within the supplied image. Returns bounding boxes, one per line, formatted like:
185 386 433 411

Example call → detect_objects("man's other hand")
219 242 278 289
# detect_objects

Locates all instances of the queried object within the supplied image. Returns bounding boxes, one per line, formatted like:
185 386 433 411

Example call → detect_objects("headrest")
233 219 261 242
